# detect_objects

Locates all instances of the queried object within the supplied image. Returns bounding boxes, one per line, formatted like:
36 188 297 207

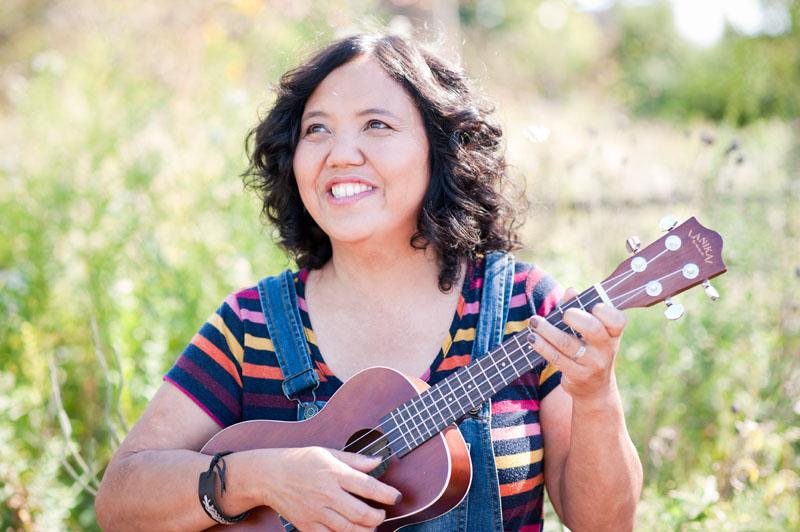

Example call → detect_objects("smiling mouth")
330 182 375 199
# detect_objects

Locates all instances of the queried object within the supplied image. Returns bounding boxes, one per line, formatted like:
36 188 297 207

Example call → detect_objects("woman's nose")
325 132 366 168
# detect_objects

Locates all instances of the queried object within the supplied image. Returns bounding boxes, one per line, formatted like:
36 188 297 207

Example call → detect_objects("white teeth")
331 183 373 199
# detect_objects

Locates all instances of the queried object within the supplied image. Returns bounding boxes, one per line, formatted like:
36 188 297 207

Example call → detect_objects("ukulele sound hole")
345 429 391 478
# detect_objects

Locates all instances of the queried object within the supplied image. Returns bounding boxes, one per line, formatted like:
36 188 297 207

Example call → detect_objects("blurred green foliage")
1 0 798 530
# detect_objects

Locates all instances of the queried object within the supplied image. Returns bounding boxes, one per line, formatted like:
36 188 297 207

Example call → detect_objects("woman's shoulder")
222 268 307 329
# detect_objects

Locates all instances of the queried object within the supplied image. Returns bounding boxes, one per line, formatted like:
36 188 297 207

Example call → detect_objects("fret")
442 380 461 420
389 410 412 454
382 419 406 456
457 367 482 409
442 377 460 414
408 396 425 445
417 392 446 439
473 356 497 396
504 335 532 385
550 303 574 335
404 399 423 443
493 343 515 384
577 286 599 312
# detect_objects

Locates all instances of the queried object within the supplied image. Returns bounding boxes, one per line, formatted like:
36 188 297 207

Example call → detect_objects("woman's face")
293 55 431 249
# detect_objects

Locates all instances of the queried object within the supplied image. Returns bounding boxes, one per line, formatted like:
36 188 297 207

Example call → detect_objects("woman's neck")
309 237 464 309
325 240 439 296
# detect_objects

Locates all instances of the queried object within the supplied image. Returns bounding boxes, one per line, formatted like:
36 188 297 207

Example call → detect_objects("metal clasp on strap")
280 367 320 402
298 400 320 420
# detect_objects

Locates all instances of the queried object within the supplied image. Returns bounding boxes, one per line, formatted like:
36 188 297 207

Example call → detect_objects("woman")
96 33 642 531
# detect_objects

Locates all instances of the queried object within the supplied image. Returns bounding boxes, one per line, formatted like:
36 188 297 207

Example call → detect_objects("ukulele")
201 216 727 531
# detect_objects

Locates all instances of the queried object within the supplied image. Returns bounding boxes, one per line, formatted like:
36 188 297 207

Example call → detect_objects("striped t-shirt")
166 258 563 531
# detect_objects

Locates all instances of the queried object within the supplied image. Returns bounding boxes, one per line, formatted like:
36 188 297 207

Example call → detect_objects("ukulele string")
343 267 679 463
597 248 670 297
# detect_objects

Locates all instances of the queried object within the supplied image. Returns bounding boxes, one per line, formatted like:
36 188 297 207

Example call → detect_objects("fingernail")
527 333 537 344
394 492 403 504
530 317 540 329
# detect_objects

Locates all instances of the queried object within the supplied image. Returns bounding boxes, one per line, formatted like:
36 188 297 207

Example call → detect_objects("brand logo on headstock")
688 229 715 264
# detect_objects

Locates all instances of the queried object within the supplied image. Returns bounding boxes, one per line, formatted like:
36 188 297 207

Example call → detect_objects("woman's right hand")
260 446 402 532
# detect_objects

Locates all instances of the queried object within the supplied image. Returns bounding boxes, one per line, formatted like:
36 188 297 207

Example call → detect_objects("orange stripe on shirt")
313 361 332 382
192 334 242 387
499 473 544 497
438 354 471 371
242 362 284 380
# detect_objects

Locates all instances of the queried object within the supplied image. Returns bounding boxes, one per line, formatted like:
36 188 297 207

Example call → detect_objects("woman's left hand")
528 288 627 404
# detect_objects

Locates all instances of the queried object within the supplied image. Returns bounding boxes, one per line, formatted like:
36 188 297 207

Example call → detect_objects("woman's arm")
532 295 643 531
95 382 400 531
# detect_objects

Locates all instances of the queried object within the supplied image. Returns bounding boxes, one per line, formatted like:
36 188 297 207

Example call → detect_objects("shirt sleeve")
164 293 245 427
525 265 565 401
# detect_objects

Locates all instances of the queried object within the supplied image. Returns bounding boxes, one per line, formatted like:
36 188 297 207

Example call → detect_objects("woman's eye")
366 120 390 130
305 124 328 135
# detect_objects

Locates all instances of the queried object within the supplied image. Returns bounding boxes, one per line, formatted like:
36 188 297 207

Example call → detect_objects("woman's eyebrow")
301 108 401 122
301 110 328 122
357 107 400 119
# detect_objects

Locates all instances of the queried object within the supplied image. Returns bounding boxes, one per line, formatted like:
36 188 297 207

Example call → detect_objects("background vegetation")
1 0 798 529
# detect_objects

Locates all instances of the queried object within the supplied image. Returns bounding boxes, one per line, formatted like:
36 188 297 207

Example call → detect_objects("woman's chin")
325 224 413 250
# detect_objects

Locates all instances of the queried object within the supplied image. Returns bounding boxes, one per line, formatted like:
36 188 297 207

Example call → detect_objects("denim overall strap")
473 251 515 362
402 252 513 532
257 270 323 420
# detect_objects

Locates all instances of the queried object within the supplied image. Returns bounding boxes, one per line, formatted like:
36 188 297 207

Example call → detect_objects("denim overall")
257 252 513 531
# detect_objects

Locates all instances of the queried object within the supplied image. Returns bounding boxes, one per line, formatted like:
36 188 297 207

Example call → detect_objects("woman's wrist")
214 450 272 514
569 380 623 415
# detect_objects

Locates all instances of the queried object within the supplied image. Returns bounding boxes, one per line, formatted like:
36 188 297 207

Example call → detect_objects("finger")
319 506 379 532
330 449 383 473
560 286 579 303
305 524 335 532
326 492 386 528
529 315 586 356
591 303 627 337
528 333 587 375
336 465 402 506
328 450 401 505
561 308 609 345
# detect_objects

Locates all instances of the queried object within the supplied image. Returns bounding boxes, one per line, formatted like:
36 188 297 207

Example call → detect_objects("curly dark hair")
243 33 522 292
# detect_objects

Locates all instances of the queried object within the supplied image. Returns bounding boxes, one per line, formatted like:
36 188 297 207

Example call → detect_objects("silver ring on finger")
571 342 587 361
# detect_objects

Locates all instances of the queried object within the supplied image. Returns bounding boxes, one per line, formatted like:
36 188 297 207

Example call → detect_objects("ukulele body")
201 366 472 531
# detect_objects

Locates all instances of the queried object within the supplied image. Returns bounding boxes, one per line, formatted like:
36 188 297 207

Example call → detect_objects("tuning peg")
664 297 684 320
659 214 679 232
702 280 719 301
625 236 641 254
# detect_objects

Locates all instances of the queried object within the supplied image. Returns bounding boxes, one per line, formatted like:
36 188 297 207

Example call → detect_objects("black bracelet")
198 451 252 526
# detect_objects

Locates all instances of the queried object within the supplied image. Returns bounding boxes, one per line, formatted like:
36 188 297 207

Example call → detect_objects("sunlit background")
1 0 798 529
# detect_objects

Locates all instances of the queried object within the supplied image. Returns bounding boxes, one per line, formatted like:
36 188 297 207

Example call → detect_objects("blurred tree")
614 0 800 124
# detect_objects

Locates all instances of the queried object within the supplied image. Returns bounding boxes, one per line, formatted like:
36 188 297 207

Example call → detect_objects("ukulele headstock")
601 217 727 312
